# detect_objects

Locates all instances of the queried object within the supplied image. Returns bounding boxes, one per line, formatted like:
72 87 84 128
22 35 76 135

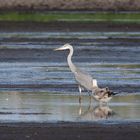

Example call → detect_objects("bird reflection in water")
78 103 114 120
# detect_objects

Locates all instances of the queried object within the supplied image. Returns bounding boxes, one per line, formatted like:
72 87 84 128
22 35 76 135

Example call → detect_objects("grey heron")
54 43 117 103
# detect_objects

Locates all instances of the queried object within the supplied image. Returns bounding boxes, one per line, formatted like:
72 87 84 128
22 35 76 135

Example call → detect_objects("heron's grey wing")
74 68 93 91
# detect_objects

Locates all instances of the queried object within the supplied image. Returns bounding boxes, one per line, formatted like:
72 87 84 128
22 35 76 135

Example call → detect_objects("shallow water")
0 31 140 93
0 31 140 122
0 92 139 123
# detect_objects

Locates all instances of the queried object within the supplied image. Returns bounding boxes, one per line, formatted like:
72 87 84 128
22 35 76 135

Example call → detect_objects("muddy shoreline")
0 122 140 140
0 21 140 32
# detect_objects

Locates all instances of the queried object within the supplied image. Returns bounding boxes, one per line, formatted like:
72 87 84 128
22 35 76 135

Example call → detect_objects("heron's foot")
79 96 82 104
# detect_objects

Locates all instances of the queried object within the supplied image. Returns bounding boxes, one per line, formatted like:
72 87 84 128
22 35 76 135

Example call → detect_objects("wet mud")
0 21 140 32
0 122 140 140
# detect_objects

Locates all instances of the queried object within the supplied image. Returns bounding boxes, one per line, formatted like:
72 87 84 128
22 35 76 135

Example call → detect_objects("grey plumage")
55 44 97 90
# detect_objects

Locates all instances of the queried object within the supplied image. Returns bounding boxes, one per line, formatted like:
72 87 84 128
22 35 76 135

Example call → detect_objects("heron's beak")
54 46 64 51
54 43 70 51
54 48 60 51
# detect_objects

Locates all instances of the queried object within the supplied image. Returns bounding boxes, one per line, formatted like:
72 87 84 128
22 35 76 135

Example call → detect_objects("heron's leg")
78 85 82 103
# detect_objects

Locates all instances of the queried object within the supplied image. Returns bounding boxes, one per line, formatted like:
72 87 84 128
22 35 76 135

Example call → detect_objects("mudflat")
0 122 140 140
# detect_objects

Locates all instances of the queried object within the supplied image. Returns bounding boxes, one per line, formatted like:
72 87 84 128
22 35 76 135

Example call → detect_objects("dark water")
0 31 139 122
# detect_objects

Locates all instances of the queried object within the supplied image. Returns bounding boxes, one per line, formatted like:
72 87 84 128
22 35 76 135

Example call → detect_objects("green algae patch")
0 12 140 23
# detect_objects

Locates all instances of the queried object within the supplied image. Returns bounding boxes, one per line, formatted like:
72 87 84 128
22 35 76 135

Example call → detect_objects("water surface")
0 92 139 123
0 31 139 123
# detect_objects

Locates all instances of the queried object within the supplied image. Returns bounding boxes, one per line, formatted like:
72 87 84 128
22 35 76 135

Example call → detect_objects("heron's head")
54 43 72 51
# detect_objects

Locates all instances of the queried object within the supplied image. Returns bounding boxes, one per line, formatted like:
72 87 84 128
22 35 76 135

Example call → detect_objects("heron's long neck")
67 47 76 73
